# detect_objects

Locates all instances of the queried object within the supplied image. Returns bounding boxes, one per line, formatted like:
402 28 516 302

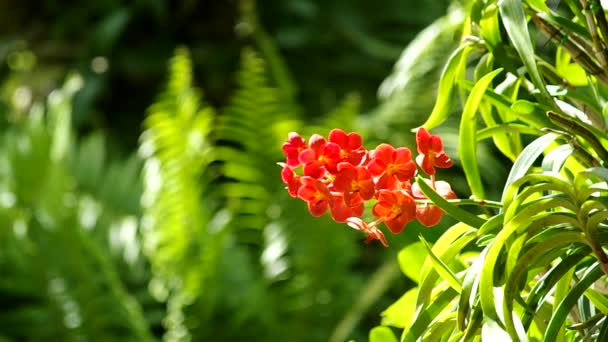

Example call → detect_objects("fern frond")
140 47 224 340
0 80 153 341
213 48 286 234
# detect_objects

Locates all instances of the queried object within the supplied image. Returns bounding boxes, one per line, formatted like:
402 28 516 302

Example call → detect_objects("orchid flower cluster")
279 128 456 246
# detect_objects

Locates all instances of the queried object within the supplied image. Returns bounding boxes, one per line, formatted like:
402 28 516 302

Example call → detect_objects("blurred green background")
0 0 508 341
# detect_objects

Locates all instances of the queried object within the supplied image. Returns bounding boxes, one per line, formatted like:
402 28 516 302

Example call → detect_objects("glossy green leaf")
369 326 398 342
500 134 559 205
584 288 608 315
401 288 458 342
504 180 576 222
480 4 501 48
511 100 537 115
480 195 578 324
459 80 555 128
542 144 573 173
416 223 475 308
544 263 604 341
420 236 462 293
499 0 552 103
424 312 457 341
503 232 586 338
458 249 486 331
459 68 503 199
422 45 471 130
477 124 541 142
415 176 486 228
522 250 588 329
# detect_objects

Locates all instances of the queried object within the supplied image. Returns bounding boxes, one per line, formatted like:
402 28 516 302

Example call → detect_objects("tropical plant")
356 0 608 341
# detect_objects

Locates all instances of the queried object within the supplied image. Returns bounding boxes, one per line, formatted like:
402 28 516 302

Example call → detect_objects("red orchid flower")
298 134 341 178
346 217 388 247
282 132 307 167
411 180 456 227
372 190 416 234
328 128 366 166
415 128 453 176
279 163 301 197
332 162 375 207
330 195 364 222
297 176 334 216
367 144 417 190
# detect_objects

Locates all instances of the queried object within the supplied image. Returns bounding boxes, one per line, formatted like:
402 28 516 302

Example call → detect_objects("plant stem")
580 0 608 68
414 198 502 208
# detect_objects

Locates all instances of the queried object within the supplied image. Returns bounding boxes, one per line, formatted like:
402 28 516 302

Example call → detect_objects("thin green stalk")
414 198 502 208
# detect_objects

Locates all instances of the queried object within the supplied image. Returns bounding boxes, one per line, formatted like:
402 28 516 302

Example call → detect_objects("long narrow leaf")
544 263 604 341
420 236 462 293
499 0 552 103
501 134 559 205
415 176 487 228
459 68 503 199
422 45 471 130
416 223 475 308
503 232 587 339
401 288 458 342
522 249 589 329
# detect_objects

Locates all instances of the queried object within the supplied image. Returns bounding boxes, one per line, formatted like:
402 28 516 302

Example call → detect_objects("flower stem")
414 198 503 208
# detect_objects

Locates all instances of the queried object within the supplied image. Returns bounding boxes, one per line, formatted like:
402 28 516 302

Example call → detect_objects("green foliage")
0 75 155 341
377 0 608 340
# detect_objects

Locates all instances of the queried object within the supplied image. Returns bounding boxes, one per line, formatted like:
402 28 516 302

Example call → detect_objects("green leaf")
369 326 398 342
499 0 552 103
500 133 559 205
397 242 427 283
511 100 537 115
459 68 503 199
415 176 486 229
544 263 604 341
459 80 554 128
502 232 586 339
458 249 485 331
422 45 471 130
419 236 462 293
598 313 608 341
416 223 475 308
584 288 608 315
479 195 578 325
381 288 418 328
401 288 458 342
477 122 541 141
522 249 588 329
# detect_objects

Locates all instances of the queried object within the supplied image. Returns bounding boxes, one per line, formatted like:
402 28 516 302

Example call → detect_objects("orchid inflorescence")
279 128 456 247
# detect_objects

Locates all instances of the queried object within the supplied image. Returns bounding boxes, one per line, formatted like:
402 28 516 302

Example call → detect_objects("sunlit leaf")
499 0 552 103
422 44 471 130
397 242 427 283
459 68 503 199
381 288 417 328
544 263 604 341
420 236 462 293
369 326 399 342
501 134 559 205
